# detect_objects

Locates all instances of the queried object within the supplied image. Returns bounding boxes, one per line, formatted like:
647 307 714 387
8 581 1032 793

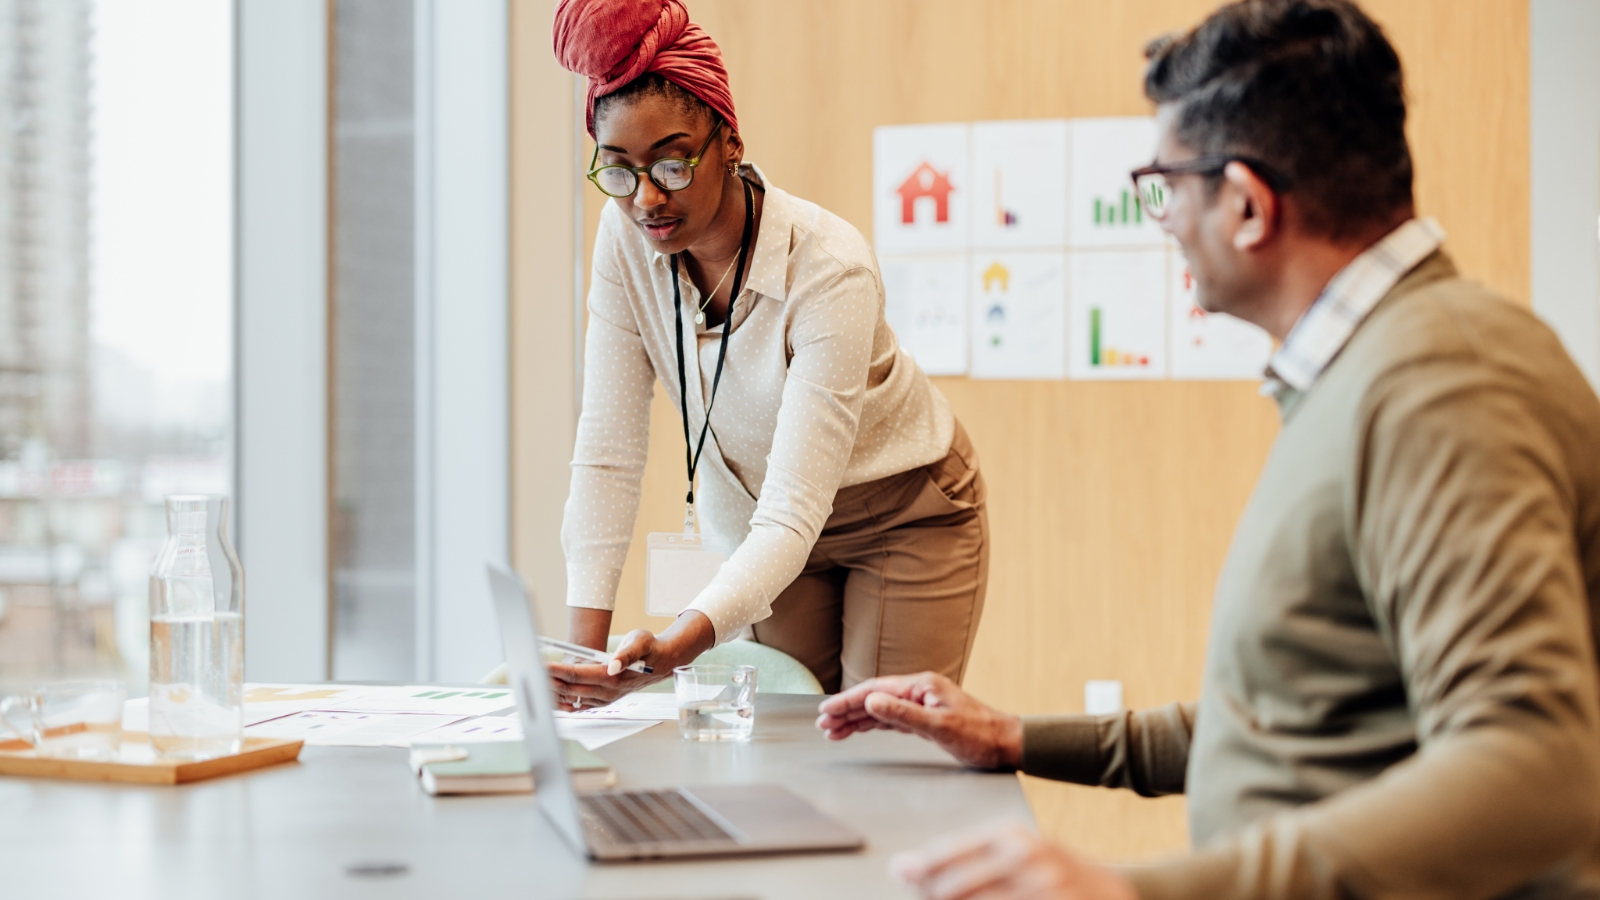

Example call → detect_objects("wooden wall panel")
544 0 1530 862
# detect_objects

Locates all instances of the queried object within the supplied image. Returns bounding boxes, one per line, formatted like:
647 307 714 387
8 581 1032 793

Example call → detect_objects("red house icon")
897 161 954 225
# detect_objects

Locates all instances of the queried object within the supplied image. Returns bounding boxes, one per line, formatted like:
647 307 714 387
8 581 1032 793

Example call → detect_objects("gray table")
2 694 1033 899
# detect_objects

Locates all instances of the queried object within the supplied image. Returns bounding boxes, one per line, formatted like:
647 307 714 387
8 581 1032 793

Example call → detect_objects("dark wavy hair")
1143 0 1413 240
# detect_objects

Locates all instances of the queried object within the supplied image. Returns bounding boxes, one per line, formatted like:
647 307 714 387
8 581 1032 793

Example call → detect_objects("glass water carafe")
149 494 244 759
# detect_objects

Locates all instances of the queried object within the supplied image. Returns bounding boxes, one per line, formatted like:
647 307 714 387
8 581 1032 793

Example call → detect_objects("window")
0 0 232 690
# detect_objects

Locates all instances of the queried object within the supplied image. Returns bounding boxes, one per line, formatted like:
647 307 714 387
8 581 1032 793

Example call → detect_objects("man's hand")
548 610 716 711
892 822 1139 900
814 672 1024 770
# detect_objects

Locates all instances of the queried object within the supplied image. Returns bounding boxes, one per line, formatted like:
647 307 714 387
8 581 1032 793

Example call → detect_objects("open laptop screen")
486 563 587 855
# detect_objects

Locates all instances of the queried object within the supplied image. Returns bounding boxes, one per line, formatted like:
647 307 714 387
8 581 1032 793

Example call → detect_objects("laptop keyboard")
580 789 736 847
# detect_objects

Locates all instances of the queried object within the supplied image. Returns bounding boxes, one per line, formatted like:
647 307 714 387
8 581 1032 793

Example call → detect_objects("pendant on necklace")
694 311 706 324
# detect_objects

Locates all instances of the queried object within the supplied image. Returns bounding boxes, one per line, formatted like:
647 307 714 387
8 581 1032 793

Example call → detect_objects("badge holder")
645 504 727 618
648 178 750 621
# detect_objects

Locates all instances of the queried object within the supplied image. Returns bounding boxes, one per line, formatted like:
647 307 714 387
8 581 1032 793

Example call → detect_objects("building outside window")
0 0 231 692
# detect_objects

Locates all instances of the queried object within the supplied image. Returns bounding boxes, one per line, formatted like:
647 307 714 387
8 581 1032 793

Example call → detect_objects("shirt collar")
651 162 790 304
1262 217 1446 397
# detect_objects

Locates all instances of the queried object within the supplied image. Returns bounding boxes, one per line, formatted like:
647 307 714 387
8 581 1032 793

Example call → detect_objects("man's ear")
1222 160 1280 252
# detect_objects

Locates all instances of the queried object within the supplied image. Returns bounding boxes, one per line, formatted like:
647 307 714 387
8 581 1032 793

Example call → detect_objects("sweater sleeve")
560 215 658 612
1129 366 1600 900
1021 702 1195 796
685 265 878 641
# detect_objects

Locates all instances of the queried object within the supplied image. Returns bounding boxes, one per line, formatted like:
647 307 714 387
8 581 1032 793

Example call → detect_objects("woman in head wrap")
550 0 988 708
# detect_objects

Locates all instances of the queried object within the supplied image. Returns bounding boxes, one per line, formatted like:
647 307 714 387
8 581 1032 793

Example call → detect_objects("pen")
539 636 654 675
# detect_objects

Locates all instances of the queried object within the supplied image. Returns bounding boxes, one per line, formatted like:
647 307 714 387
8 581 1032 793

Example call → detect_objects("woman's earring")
728 163 739 177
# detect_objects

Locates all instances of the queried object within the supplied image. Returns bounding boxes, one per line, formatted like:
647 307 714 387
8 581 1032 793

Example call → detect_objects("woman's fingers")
548 661 617 685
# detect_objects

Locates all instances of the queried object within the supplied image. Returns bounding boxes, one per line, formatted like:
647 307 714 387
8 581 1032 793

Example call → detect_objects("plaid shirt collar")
1263 217 1446 397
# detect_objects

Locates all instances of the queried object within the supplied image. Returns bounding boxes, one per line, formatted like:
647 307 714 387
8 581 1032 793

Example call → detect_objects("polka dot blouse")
561 164 956 643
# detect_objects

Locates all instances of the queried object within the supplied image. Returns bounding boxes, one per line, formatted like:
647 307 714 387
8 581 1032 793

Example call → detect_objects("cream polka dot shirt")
561 164 955 643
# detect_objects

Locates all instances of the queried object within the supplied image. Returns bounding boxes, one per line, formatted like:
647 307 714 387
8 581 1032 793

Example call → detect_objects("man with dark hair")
817 1 1600 897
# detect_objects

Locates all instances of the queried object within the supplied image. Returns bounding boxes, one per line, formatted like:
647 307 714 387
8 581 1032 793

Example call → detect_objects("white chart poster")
1168 251 1275 380
880 254 969 376
1068 249 1168 380
1066 118 1166 249
873 123 971 254
969 251 1068 380
970 120 1069 250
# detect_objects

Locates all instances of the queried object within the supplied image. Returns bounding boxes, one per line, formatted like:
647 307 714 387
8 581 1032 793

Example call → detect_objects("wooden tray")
0 732 303 785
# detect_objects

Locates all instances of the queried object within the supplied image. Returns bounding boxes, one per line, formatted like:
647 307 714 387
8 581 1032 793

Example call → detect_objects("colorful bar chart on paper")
1088 306 1152 368
1068 249 1167 380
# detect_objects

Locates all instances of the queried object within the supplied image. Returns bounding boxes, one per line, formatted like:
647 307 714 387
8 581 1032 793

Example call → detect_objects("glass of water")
0 680 126 760
674 664 756 742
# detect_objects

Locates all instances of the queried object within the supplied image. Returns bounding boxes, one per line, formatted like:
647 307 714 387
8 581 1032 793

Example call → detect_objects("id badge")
645 532 726 618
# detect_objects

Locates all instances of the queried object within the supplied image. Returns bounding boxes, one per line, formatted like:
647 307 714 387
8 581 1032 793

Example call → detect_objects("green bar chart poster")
1067 117 1166 249
1068 249 1167 380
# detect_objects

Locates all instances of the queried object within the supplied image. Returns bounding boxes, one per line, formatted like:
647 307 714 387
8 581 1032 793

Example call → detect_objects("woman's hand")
548 610 716 711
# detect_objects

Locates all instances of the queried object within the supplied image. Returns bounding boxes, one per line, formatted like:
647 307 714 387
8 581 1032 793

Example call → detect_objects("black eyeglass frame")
587 118 725 199
1129 155 1292 220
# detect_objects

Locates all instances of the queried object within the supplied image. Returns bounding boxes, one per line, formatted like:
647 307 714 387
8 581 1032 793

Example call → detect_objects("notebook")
412 739 616 795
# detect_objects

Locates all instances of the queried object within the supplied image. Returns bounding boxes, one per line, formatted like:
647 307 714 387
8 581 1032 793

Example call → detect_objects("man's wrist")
994 713 1025 770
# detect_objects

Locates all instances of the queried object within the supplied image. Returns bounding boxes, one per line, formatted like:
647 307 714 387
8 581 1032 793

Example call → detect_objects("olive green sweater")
1023 252 1600 899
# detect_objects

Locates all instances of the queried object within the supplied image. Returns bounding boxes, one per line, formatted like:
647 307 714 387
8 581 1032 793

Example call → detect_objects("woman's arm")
550 212 659 706
680 265 880 642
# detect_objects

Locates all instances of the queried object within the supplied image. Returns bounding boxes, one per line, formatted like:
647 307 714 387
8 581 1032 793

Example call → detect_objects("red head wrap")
552 0 738 138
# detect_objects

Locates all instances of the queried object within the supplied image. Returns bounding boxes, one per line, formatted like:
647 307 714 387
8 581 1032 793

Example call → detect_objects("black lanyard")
673 177 755 510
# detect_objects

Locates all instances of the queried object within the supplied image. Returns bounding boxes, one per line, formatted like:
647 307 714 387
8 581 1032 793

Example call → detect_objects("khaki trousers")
751 421 988 693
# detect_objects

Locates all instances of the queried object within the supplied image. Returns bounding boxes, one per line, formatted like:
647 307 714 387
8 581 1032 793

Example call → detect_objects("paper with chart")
246 711 469 747
239 683 389 725
389 714 659 751
1068 250 1168 379
969 251 1068 380
123 684 386 731
881 254 969 375
1168 250 1275 379
970 120 1068 250
325 686 517 717
1066 118 1166 248
874 123 971 254
553 691 680 721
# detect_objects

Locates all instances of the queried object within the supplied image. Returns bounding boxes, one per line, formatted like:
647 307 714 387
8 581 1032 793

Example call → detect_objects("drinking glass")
0 680 126 760
674 664 756 742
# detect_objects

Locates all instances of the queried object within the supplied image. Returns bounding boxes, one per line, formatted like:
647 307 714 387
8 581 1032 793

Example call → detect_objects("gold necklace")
693 253 741 324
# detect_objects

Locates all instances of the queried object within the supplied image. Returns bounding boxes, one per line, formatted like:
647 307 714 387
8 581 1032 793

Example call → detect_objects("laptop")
485 563 866 861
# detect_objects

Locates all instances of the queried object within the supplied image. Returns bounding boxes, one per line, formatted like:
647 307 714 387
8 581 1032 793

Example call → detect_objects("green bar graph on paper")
1090 307 1102 365
1093 191 1140 226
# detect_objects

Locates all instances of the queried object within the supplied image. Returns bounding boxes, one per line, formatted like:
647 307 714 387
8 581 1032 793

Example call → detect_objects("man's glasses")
587 119 724 199
1130 155 1291 220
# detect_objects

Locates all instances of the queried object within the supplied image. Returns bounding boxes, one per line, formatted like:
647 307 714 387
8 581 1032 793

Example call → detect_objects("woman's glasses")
587 119 724 199
1130 155 1291 220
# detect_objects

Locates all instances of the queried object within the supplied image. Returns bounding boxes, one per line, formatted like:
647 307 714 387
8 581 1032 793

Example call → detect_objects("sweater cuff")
1020 715 1103 784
